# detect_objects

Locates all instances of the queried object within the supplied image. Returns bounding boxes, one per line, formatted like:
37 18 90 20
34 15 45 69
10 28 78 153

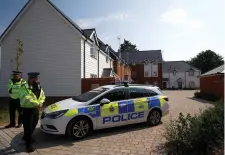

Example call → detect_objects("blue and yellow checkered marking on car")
64 96 166 118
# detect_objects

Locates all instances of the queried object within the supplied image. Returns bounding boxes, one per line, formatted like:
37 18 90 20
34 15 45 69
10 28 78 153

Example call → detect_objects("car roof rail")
112 81 129 87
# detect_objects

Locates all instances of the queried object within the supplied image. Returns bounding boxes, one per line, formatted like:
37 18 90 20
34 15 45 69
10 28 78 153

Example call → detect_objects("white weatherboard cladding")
99 50 111 77
0 0 81 96
144 63 158 77
85 41 98 78
163 71 200 88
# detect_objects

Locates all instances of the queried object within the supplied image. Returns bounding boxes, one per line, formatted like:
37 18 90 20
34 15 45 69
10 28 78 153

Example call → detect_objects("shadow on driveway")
187 97 215 104
10 122 166 154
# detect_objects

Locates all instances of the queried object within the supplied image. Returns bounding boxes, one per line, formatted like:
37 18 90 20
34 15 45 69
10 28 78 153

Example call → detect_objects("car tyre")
67 117 92 139
147 109 161 126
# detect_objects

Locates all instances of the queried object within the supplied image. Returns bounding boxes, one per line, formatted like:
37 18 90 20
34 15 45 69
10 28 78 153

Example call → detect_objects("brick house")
199 64 224 99
119 50 163 88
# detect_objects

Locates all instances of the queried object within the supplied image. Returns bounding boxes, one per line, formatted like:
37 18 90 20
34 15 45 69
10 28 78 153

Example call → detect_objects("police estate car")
40 83 169 139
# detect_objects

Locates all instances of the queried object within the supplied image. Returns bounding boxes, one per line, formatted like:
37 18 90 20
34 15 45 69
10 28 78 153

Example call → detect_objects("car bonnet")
44 98 86 114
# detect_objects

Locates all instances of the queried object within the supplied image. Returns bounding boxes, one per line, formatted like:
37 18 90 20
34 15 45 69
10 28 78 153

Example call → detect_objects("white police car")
40 83 169 139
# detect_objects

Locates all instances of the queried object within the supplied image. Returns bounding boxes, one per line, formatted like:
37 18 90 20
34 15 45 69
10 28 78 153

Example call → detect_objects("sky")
0 0 224 61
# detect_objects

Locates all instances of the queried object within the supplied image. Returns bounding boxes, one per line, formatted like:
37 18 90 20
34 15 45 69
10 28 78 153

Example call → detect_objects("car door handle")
119 104 127 106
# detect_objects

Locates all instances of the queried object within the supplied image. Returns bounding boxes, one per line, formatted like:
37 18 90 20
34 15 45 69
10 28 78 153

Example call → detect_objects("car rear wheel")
147 109 161 126
67 117 92 139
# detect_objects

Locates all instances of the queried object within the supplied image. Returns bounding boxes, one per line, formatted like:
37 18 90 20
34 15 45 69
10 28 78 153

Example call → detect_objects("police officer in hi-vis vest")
5 71 26 128
19 72 45 152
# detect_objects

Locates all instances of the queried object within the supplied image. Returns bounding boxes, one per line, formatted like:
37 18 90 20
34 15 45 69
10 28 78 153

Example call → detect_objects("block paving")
0 91 212 155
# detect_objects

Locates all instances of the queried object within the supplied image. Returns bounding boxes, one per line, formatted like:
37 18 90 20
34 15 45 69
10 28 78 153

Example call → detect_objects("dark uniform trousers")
9 98 22 125
22 108 39 146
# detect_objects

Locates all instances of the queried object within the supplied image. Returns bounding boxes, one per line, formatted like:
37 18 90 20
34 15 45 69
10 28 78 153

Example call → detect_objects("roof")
200 64 224 77
97 38 108 52
0 0 85 43
0 0 130 68
82 29 95 38
119 50 163 64
162 61 200 73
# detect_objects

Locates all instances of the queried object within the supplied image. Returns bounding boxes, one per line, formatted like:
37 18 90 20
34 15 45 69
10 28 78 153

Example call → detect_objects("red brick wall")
113 60 131 80
200 74 224 98
81 78 116 93
130 63 163 88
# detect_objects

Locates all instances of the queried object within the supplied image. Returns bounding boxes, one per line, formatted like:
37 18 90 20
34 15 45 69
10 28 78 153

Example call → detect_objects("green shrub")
164 101 224 155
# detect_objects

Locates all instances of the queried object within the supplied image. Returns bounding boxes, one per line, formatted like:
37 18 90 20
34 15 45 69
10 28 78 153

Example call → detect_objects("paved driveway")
0 91 213 155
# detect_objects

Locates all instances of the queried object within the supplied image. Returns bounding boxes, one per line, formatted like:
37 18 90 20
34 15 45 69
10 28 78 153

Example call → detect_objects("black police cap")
27 72 40 78
12 71 22 75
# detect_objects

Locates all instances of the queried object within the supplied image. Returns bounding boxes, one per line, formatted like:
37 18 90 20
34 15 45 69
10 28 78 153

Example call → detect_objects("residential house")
162 61 201 89
199 64 224 98
0 0 129 97
119 50 163 88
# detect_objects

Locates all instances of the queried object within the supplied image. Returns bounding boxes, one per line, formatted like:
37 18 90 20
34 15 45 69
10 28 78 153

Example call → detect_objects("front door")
163 82 167 89
178 82 182 89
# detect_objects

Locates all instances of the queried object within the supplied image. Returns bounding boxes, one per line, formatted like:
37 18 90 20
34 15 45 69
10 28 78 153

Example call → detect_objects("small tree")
15 39 24 71
119 39 138 53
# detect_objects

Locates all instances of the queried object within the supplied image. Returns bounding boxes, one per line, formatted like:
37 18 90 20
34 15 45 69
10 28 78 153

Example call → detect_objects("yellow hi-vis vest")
19 84 46 108
8 79 27 99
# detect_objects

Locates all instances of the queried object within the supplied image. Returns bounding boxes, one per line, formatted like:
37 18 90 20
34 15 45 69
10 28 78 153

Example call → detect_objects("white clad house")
0 0 115 97
162 61 201 89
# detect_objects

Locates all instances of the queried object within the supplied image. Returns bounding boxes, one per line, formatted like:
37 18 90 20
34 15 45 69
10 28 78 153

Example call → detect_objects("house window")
144 71 149 77
90 43 97 59
188 70 194 76
90 74 97 78
189 81 195 88
173 71 176 76
153 71 158 77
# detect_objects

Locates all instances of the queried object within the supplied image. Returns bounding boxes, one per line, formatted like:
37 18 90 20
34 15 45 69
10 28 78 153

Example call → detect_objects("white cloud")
160 7 203 36
76 11 133 28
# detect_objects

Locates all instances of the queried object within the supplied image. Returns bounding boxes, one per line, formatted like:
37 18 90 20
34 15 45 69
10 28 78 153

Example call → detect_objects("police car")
40 83 169 139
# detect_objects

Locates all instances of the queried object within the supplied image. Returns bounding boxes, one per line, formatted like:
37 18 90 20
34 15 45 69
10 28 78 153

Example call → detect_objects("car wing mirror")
100 98 110 106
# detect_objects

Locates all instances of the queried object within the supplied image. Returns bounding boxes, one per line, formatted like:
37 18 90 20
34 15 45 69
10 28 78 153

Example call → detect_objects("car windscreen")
72 87 109 102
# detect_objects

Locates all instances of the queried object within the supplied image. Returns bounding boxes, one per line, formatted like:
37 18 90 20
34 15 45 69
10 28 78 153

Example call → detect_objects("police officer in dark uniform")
18 72 45 152
5 71 26 128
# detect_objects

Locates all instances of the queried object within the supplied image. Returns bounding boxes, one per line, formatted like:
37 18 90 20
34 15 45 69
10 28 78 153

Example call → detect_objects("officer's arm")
39 89 46 107
8 80 13 94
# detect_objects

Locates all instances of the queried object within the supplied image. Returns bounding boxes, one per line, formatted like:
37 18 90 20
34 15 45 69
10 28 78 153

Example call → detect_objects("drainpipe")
83 39 87 78
185 71 186 88
97 49 100 78
169 71 170 88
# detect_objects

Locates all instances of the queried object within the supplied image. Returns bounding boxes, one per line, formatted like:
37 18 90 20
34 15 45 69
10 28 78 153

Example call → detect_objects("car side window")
145 89 158 97
91 88 127 104
128 88 148 99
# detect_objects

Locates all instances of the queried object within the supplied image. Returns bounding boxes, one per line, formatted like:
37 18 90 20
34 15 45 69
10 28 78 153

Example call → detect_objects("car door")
90 88 129 129
126 87 151 124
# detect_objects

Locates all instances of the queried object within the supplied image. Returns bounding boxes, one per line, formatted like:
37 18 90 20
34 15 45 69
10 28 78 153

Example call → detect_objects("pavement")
0 90 213 155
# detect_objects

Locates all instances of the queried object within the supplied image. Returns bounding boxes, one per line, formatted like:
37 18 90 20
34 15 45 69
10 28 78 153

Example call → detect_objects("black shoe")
5 124 15 128
26 146 35 153
15 124 22 128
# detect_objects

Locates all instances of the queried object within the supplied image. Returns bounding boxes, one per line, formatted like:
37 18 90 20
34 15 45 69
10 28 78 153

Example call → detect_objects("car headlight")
45 109 68 119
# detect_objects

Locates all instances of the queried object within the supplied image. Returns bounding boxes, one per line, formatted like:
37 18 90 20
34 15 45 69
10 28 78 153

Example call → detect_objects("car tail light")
164 97 169 102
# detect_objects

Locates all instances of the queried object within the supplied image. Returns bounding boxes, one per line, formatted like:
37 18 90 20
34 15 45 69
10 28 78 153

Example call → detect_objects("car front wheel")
67 117 92 139
147 109 162 126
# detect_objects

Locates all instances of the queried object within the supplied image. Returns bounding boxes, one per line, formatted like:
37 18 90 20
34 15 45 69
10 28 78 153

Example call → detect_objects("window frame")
144 71 149 77
90 74 97 78
89 88 129 105
90 42 97 59
188 70 194 76
127 87 150 99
